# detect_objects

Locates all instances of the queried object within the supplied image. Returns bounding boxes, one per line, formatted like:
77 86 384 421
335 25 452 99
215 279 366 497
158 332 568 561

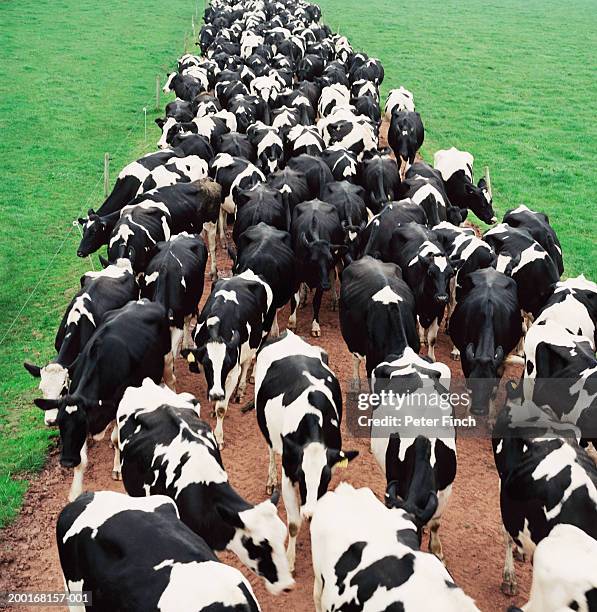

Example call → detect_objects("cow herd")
21 0 597 610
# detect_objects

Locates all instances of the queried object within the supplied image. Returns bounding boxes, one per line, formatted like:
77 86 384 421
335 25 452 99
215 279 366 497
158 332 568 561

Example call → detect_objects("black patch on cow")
241 536 278 585
527 360 534 375
337 554 415 611
396 529 419 550
335 541 367 595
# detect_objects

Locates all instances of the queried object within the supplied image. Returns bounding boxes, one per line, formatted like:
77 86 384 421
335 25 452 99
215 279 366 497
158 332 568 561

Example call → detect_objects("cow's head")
217 491 295 594
341 220 367 261
77 209 111 257
34 395 108 467
163 72 177 93
23 361 69 425
300 233 346 290
185 318 241 402
155 116 179 149
464 343 504 415
281 399 358 519
462 176 496 224
415 245 454 306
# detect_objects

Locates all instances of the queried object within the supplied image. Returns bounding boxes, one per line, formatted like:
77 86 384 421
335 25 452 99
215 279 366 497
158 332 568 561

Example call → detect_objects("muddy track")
0 240 531 611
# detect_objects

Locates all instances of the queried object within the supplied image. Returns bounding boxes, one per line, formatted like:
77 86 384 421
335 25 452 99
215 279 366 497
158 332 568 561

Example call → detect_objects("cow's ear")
24 362 42 377
477 177 487 190
34 398 61 411
216 504 245 529
78 217 86 226
155 117 165 129
330 449 359 468
99 255 110 268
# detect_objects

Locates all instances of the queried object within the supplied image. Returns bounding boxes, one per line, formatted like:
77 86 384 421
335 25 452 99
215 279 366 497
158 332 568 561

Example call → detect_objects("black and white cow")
139 233 207 391
449 268 521 415
352 94 381 124
433 147 495 224
285 125 325 158
384 86 415 119
349 56 384 85
297 54 325 82
318 84 351 117
246 122 285 174
503 204 564 276
521 320 597 446
228 94 266 134
232 185 290 246
535 275 597 349
116 379 294 594
290 199 346 337
388 110 424 179
493 395 597 595
163 71 208 100
215 132 256 161
286 154 334 199
266 167 311 214
254 331 359 571
185 270 273 447
507 524 597 612
382 222 454 361
210 153 265 243
271 106 302 139
157 115 229 149
321 181 367 258
34 300 170 500
57 491 262 611
339 256 419 385
484 223 560 317
311 483 480 611
24 259 137 425
164 98 195 123
233 223 296 336
359 149 401 213
318 107 378 159
321 146 358 182
370 355 456 559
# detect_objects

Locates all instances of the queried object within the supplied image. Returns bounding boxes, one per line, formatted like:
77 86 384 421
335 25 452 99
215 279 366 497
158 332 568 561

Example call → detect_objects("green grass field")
318 0 596 276
0 0 595 526
0 0 198 525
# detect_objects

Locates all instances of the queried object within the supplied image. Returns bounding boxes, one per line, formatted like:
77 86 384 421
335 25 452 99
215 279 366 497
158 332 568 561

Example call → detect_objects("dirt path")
0 244 531 611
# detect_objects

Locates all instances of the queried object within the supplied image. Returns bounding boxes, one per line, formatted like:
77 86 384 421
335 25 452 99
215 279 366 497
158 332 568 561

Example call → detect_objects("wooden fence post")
155 74 161 110
103 153 110 197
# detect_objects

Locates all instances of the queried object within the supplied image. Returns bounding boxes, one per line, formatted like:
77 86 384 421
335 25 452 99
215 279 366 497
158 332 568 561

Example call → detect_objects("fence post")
484 165 493 199
103 153 110 197
155 74 161 110
143 107 148 143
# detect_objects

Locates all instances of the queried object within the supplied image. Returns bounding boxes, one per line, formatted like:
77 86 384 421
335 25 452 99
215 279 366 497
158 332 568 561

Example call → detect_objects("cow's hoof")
513 549 527 563
287 320 296 330
501 580 517 596
111 470 122 481
265 484 277 495
218 441 225 450
210 409 216 418
210 272 218 282
450 351 460 361
234 395 241 404
249 375 255 384
311 329 321 337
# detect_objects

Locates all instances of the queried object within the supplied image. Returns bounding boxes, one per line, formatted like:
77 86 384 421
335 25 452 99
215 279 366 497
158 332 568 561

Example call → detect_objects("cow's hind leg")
311 288 324 337
235 358 252 403
429 517 443 561
288 291 300 330
110 425 121 481
427 318 439 361
501 527 518 595
283 474 302 573
68 442 88 502
266 447 277 494
203 221 218 280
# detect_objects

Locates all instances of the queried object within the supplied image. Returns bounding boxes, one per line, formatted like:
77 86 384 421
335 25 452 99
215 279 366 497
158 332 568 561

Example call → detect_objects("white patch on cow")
144 271 159 284
301 442 328 517
119 160 153 182
66 293 95 327
496 253 512 273
237 269 274 312
108 223 134 248
535 294 596 348
384 87 416 118
156 559 257 611
148 164 180 187
169 155 208 181
63 491 177 542
65 405 78 414
214 289 239 304
156 117 178 149
371 285 403 305
434 147 474 182
555 275 597 294
83 259 132 280
411 183 447 210
256 130 283 158
206 341 227 397
511 245 548 275
38 362 70 401
531 442 597 520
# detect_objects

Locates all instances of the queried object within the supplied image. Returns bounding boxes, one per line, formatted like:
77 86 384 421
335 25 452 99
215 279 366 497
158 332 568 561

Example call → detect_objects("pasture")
0 0 595 610
0 0 195 525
